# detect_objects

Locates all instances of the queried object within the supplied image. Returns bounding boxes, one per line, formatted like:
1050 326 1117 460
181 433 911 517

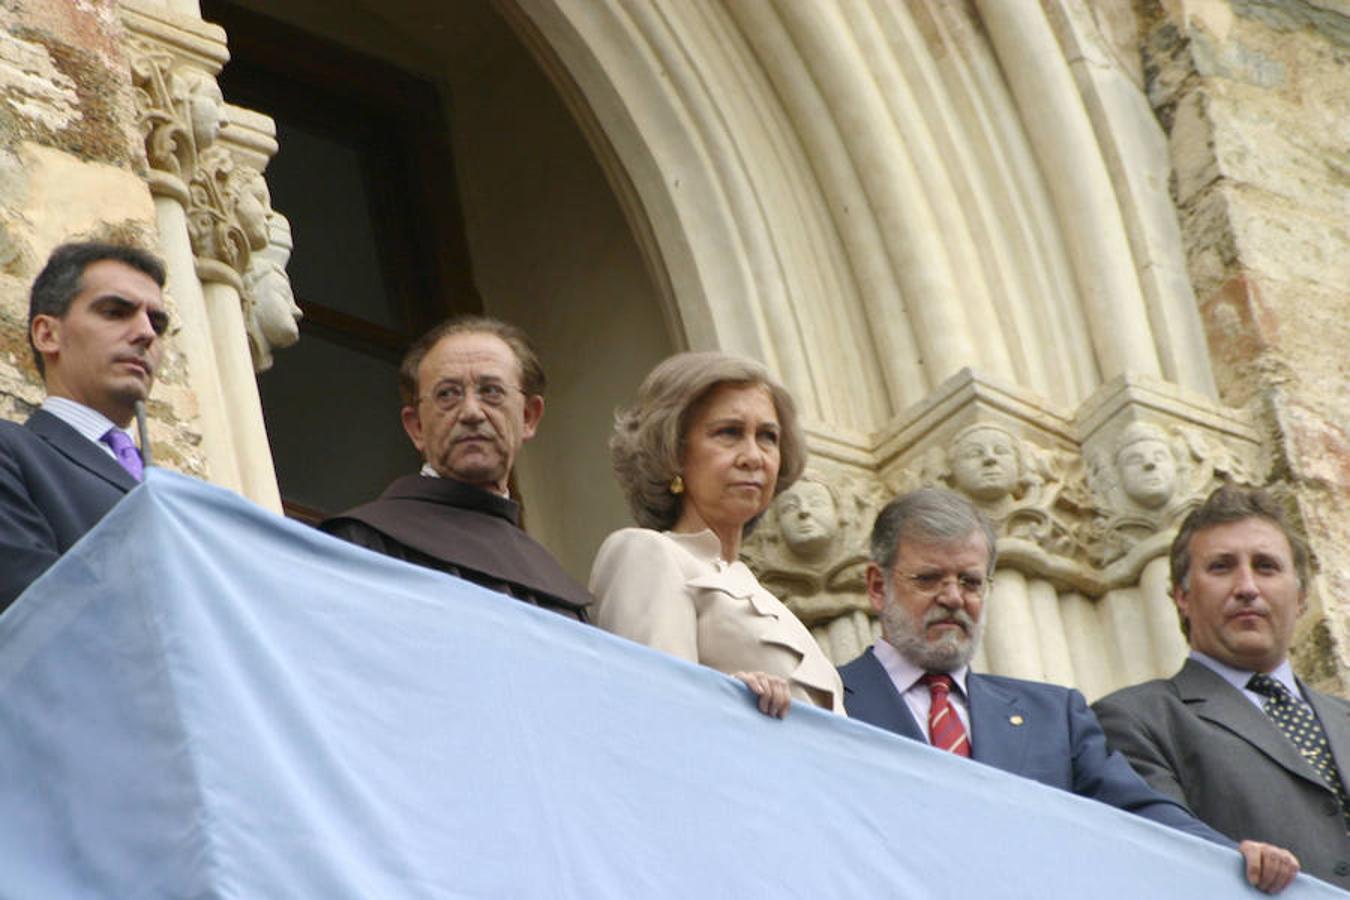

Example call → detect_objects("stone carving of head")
1115 422 1178 510
181 71 227 151
775 478 839 558
950 424 1021 503
244 211 301 370
235 170 272 251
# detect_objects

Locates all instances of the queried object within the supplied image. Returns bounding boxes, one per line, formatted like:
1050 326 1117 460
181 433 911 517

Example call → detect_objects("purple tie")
100 428 144 482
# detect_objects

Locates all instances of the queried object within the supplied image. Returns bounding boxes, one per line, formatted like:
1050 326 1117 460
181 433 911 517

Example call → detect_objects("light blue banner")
0 470 1340 897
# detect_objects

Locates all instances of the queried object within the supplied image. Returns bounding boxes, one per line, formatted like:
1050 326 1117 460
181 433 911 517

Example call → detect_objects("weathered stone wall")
0 0 204 475
1141 0 1350 691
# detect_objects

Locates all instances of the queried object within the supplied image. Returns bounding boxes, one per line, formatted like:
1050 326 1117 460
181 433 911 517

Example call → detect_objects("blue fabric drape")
0 470 1337 898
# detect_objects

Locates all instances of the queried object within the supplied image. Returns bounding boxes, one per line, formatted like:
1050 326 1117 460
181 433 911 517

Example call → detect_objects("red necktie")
920 673 970 757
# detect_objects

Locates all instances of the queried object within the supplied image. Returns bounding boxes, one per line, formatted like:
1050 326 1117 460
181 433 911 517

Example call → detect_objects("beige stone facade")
0 0 1345 700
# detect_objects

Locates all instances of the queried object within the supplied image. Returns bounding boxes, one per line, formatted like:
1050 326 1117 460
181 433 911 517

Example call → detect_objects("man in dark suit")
0 241 168 610
840 487 1299 893
1095 485 1350 889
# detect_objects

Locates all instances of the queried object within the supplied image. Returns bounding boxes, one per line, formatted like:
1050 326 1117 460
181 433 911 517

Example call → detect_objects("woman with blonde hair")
590 352 844 716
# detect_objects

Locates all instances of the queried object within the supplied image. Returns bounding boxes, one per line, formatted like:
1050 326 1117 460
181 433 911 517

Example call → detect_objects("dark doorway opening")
204 0 479 521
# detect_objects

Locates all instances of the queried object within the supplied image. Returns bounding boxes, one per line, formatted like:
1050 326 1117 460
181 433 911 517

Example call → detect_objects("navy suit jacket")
0 409 137 610
839 647 1231 846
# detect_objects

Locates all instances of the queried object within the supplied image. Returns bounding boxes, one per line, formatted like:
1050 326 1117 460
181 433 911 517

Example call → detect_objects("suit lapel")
1175 658 1330 794
840 648 925 742
27 409 137 493
967 674 1028 774
1305 684 1350 783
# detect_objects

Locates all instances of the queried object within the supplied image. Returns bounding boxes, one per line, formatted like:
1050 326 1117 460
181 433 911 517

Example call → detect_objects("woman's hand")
733 671 792 719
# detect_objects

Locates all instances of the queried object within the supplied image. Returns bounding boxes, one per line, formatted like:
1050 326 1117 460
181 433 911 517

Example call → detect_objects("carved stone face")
235 178 271 250
252 264 301 348
189 79 226 149
951 426 1019 502
1117 438 1176 509
245 212 301 357
776 480 838 557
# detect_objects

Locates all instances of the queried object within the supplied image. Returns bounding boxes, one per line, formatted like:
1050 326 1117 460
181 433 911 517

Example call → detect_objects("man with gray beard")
838 488 1299 894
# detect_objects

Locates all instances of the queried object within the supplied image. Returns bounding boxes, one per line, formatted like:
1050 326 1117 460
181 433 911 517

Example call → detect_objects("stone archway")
498 0 1281 693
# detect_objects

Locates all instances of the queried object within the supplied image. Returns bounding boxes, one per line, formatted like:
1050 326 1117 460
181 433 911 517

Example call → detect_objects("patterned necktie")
920 673 970 757
1248 673 1350 830
100 428 144 482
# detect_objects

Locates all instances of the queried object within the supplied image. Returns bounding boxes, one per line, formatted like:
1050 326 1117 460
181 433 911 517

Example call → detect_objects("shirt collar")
41 397 128 447
873 638 970 698
1189 649 1299 697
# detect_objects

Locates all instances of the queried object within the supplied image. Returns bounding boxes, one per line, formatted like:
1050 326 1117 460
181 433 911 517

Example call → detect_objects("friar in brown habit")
322 316 590 621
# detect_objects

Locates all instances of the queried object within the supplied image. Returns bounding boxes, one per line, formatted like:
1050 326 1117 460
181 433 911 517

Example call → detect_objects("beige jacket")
590 527 844 713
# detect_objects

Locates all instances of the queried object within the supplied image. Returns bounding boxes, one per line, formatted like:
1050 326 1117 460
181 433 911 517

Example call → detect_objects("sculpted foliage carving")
130 48 245 272
188 146 250 273
130 42 195 181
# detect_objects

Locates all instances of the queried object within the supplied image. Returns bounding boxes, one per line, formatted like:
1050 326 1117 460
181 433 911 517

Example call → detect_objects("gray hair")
610 351 807 531
869 488 997 575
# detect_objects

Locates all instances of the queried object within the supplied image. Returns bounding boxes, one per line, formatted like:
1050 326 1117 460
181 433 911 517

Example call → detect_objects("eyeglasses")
420 380 523 411
894 570 988 598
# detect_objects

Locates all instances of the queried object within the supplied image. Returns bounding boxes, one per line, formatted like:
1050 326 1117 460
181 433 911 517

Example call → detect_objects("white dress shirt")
872 638 972 742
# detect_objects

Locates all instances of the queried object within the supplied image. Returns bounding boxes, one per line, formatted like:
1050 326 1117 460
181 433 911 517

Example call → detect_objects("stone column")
123 4 242 493
123 0 291 513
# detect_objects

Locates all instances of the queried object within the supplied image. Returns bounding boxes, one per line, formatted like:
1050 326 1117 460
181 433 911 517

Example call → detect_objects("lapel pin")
1009 715 1024 726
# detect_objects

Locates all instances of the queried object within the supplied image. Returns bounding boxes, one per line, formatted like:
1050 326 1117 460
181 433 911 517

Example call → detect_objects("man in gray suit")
1095 485 1350 889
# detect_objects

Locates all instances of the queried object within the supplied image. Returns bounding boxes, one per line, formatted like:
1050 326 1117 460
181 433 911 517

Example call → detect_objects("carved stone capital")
128 40 194 191
120 0 229 72
122 0 227 195
123 3 272 290
1079 376 1265 578
213 101 298 371
187 145 251 279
